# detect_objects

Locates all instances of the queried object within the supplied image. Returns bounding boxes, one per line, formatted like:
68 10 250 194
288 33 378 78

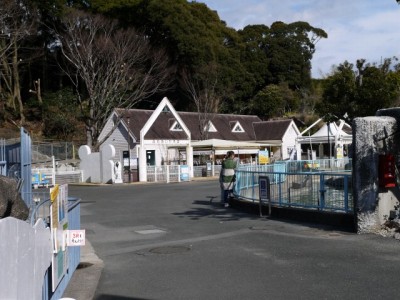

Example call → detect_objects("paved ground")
63 180 400 300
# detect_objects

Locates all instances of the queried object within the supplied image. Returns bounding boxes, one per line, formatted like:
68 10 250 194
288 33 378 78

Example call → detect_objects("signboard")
151 139 188 145
258 150 270 164
258 176 271 217
180 165 190 182
123 150 130 169
336 146 343 159
67 230 86 246
50 184 69 292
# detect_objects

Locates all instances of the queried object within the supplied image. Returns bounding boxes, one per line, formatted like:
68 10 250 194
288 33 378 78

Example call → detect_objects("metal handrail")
30 197 51 226
233 168 353 213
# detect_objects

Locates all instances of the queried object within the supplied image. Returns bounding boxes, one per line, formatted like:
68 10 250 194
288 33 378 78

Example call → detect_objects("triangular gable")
286 120 301 137
140 97 191 142
204 120 217 132
231 121 245 133
98 109 137 146
170 120 183 131
311 122 350 138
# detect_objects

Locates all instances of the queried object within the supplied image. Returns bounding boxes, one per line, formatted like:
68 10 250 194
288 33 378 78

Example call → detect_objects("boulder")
0 175 29 221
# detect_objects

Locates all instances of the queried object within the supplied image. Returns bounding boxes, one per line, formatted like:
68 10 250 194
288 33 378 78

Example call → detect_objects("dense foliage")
316 59 400 122
0 0 399 145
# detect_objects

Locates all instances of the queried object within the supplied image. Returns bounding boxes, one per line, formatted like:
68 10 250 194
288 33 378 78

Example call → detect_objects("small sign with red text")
67 230 86 246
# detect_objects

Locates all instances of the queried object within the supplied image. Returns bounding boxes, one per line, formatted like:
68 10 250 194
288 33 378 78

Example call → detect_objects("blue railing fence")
238 158 352 173
234 165 353 214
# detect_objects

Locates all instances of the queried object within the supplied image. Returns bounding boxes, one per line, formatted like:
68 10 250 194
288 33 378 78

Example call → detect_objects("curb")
62 240 104 300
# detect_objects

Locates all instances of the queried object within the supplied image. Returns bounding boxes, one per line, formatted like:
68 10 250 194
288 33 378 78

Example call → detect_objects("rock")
0 175 29 221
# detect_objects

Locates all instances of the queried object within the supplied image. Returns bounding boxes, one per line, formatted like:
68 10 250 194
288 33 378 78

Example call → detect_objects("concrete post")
353 114 399 233
186 145 194 178
139 144 147 182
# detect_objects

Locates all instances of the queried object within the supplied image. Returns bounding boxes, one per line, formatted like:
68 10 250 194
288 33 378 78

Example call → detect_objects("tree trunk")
12 42 24 124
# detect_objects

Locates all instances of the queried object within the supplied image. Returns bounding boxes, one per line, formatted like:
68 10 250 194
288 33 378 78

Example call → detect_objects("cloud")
200 0 400 78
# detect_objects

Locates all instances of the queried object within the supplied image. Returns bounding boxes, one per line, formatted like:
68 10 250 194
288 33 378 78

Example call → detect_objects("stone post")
353 110 400 233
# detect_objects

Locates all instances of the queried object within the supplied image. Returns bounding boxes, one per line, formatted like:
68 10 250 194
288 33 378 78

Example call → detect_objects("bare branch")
0 0 38 124
57 10 173 148
181 65 221 140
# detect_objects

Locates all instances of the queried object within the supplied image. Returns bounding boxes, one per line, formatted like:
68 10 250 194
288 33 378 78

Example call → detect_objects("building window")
232 121 244 133
170 121 183 131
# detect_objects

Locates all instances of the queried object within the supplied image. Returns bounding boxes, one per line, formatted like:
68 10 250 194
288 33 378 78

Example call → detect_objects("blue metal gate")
3 128 33 207
0 139 5 176
20 127 32 207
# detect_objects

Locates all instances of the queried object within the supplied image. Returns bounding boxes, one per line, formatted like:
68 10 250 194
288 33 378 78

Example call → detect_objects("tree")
42 87 80 140
317 58 400 120
266 21 327 89
356 58 400 116
236 22 326 117
317 61 357 120
250 84 284 120
181 64 222 140
57 9 173 149
0 0 39 124
90 0 243 111
238 25 272 91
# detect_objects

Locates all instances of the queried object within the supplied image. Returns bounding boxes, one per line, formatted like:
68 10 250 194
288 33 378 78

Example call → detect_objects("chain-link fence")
32 141 83 165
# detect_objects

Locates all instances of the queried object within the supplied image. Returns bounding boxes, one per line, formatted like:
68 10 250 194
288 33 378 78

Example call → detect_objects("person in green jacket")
219 151 237 207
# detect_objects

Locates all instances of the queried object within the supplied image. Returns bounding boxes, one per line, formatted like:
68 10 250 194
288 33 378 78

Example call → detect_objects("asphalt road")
68 180 400 300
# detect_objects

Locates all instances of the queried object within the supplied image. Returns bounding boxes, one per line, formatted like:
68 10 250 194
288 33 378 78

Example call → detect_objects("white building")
97 97 301 182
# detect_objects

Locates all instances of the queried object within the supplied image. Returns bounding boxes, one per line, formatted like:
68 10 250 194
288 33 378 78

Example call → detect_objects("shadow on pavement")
95 294 153 300
176 196 356 233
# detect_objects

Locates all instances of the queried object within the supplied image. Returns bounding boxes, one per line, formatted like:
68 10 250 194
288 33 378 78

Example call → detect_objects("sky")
200 0 400 78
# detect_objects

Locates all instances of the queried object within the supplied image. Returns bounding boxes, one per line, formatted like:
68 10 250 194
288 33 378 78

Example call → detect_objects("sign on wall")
50 184 69 292
258 150 270 164
180 165 190 181
67 230 86 246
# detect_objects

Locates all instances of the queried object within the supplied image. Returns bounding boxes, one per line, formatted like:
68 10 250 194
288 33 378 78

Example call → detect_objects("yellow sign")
49 184 69 292
259 150 270 164
50 184 59 202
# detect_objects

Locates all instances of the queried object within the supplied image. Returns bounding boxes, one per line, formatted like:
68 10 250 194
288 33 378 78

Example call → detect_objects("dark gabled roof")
179 112 261 141
253 119 293 141
114 108 262 141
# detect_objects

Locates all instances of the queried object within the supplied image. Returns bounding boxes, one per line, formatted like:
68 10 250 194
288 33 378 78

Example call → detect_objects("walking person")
219 151 237 207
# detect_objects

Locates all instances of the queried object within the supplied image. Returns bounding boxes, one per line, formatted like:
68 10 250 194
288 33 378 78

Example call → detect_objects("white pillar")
295 143 301 161
186 145 194 178
139 144 147 182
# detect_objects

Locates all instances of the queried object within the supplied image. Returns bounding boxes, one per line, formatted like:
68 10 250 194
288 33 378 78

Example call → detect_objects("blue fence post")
344 175 349 212
319 173 325 210
251 172 255 201
278 173 282 205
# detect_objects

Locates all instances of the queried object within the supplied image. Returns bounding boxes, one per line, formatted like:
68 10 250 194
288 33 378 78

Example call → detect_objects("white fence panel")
0 217 52 300
146 165 190 183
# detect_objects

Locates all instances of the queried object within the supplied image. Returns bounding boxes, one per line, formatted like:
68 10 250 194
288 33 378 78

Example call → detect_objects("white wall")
79 145 118 183
99 115 135 162
78 146 101 183
282 122 300 159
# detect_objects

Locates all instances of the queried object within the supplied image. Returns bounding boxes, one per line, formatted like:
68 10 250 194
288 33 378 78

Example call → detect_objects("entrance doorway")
146 150 155 166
